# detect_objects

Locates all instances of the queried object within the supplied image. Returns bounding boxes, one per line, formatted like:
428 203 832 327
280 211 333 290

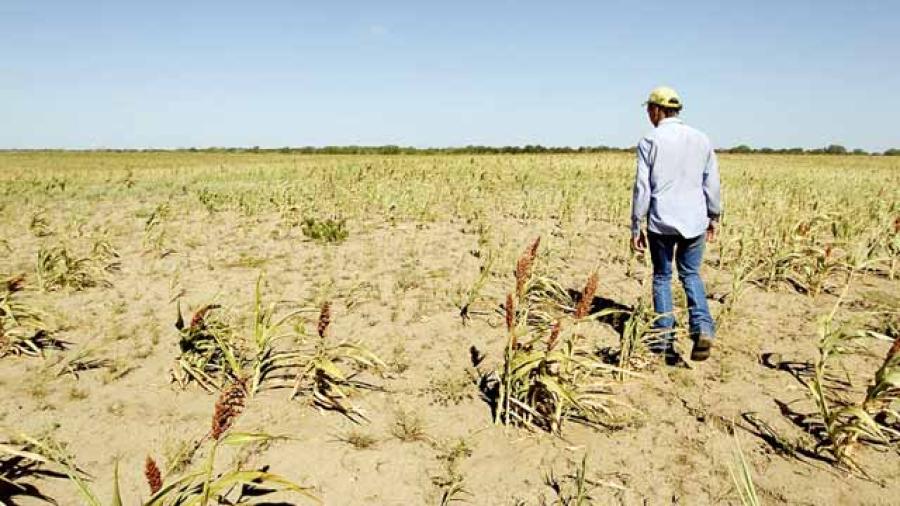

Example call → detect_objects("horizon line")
0 143 895 155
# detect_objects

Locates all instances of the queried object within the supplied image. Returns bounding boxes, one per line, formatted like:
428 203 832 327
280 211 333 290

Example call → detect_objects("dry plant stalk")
514 237 541 299
574 272 598 319
811 309 900 470
862 334 900 413
505 293 515 334
190 304 221 330
318 301 331 338
288 301 385 422
211 381 247 440
144 456 163 494
546 320 562 351
888 336 900 361
1 274 60 358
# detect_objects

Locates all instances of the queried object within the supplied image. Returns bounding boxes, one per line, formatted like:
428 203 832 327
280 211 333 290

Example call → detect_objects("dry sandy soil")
1 152 898 505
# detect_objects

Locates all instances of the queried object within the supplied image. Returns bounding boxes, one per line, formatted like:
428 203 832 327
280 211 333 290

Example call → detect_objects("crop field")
1 151 898 505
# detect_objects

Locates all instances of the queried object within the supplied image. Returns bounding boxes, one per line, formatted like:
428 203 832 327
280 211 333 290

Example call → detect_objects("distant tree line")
4 144 898 155
181 145 635 155
722 144 898 156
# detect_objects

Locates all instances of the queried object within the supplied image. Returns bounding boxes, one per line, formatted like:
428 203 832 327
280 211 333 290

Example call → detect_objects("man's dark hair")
663 107 680 117
651 104 681 117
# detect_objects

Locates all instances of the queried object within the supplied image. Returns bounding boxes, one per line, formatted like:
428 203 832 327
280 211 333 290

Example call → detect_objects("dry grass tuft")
391 409 428 443
339 429 379 450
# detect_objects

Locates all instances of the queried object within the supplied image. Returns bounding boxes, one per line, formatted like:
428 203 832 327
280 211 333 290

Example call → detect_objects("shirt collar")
659 117 683 126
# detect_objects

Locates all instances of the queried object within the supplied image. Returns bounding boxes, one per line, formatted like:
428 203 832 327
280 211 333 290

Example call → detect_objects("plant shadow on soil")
0 464 67 505
569 289 633 335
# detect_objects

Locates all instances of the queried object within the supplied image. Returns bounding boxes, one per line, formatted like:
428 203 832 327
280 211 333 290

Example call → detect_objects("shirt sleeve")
703 145 722 220
631 138 652 236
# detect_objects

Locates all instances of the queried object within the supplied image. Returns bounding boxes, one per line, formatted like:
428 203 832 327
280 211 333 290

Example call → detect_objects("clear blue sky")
2 1 898 151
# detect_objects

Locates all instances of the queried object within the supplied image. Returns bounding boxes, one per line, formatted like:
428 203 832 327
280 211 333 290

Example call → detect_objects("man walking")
630 86 721 362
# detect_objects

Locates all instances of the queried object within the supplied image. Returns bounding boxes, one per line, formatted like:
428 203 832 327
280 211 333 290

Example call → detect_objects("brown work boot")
690 335 714 361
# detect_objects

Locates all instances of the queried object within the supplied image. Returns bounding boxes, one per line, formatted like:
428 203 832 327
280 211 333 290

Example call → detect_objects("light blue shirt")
630 117 721 238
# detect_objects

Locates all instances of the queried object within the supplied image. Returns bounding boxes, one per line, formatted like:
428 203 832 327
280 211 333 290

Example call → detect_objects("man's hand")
706 220 719 243
631 231 647 252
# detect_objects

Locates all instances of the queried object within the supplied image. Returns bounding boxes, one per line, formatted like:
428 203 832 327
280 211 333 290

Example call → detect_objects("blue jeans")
648 232 715 346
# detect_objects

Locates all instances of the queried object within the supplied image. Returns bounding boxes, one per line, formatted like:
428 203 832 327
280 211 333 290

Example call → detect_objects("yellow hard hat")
646 86 683 110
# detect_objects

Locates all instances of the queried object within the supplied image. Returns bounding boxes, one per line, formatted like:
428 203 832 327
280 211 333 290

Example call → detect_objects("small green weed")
301 217 349 244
